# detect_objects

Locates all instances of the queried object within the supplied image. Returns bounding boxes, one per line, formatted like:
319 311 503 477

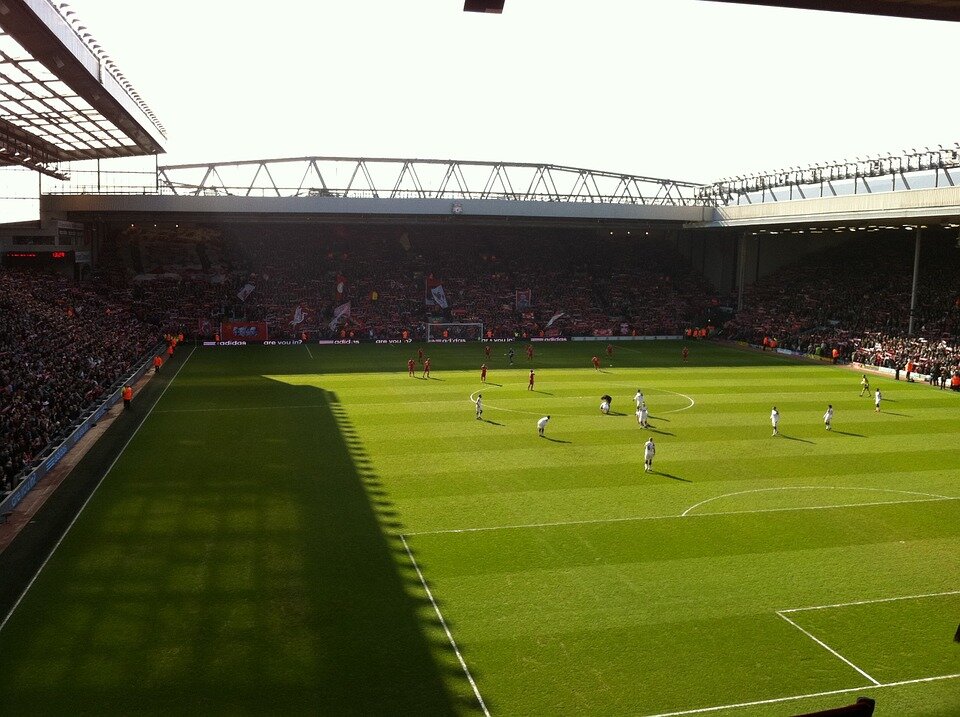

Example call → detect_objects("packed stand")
0 269 159 494
101 227 718 342
722 234 960 382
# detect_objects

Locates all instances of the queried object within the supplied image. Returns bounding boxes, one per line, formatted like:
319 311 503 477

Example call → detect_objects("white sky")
2 0 960 219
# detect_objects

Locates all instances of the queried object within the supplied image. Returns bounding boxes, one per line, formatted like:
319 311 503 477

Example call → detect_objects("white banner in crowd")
290 305 305 326
329 302 351 331
430 284 449 309
236 283 256 301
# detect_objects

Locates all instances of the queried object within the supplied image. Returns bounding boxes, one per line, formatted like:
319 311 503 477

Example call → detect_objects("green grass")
0 341 958 716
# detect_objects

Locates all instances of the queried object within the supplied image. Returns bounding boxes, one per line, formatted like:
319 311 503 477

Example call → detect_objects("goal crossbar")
426 322 484 342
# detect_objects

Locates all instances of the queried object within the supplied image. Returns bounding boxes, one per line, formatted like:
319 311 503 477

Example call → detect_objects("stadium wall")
676 231 738 292
741 233 850 284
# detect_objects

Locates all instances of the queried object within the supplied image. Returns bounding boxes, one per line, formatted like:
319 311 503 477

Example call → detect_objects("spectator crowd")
721 234 960 382
0 270 158 493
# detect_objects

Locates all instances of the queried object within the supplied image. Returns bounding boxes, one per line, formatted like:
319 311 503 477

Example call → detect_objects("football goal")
426 322 484 342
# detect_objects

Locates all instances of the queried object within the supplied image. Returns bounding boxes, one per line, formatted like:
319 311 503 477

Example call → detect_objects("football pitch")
0 341 958 715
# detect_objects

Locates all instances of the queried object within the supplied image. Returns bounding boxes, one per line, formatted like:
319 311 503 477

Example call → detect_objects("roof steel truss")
698 144 960 205
156 156 703 205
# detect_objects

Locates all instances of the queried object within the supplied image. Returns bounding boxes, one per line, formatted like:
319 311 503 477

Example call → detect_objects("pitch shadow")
541 436 571 443
656 472 691 483
482 419 504 426
832 430 866 437
780 434 815 444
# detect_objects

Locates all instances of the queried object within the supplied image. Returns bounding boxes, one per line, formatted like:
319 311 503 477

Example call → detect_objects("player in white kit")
476 394 483 420
537 415 550 436
644 437 656 473
770 406 780 436
823 404 833 430
636 402 650 428
874 389 882 413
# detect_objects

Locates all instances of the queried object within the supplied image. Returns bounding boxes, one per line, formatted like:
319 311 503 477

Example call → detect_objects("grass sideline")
0 340 957 715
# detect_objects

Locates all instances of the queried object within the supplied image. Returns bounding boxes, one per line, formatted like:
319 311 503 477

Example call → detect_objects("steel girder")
698 144 960 206
156 156 705 206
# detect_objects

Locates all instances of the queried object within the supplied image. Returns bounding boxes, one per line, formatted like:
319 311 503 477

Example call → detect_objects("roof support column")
908 227 922 336
737 232 748 311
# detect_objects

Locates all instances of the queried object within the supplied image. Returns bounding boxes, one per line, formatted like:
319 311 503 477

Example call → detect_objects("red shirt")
424 360 431 370
592 356 600 366
529 372 535 384
480 365 487 376
407 360 415 370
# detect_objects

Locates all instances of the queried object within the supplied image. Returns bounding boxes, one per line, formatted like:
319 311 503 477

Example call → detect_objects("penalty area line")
641 672 960 717
406 495 960 537
776 611 880 685
780 589 960 614
399 535 490 717
0 345 196 634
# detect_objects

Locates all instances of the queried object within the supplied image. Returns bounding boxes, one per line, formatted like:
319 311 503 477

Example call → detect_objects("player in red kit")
422 357 431 379
606 343 614 358
592 355 601 371
480 363 488 383
408 358 416 377
417 347 424 364
681 346 689 363
484 344 491 359
526 345 534 361
528 369 535 391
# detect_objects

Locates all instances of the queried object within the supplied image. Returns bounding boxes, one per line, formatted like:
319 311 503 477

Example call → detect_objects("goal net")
426 322 484 343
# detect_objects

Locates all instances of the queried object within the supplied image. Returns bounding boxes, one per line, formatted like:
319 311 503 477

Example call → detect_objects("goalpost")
426 322 484 342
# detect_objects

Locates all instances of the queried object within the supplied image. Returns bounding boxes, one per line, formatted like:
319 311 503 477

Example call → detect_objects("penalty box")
778 591 960 686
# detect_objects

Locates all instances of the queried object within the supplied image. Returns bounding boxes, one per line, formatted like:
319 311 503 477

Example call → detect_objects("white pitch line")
681 485 953 517
305 343 314 360
0 345 196 634
399 535 491 717
641 672 960 717
155 404 327 413
658 389 696 414
776 611 880 685
781 589 960 614
467 387 695 417
469 390 545 416
405 495 960 537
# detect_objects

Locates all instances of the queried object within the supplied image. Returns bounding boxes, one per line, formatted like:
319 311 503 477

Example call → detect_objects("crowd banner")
220 321 268 342
571 335 682 342
0 347 161 515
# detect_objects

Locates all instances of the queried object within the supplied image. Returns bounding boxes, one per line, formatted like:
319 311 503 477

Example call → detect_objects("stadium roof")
702 0 960 22
0 0 166 179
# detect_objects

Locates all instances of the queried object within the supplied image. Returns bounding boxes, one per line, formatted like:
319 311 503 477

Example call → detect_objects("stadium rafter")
698 143 960 205
155 156 704 206
0 0 166 179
